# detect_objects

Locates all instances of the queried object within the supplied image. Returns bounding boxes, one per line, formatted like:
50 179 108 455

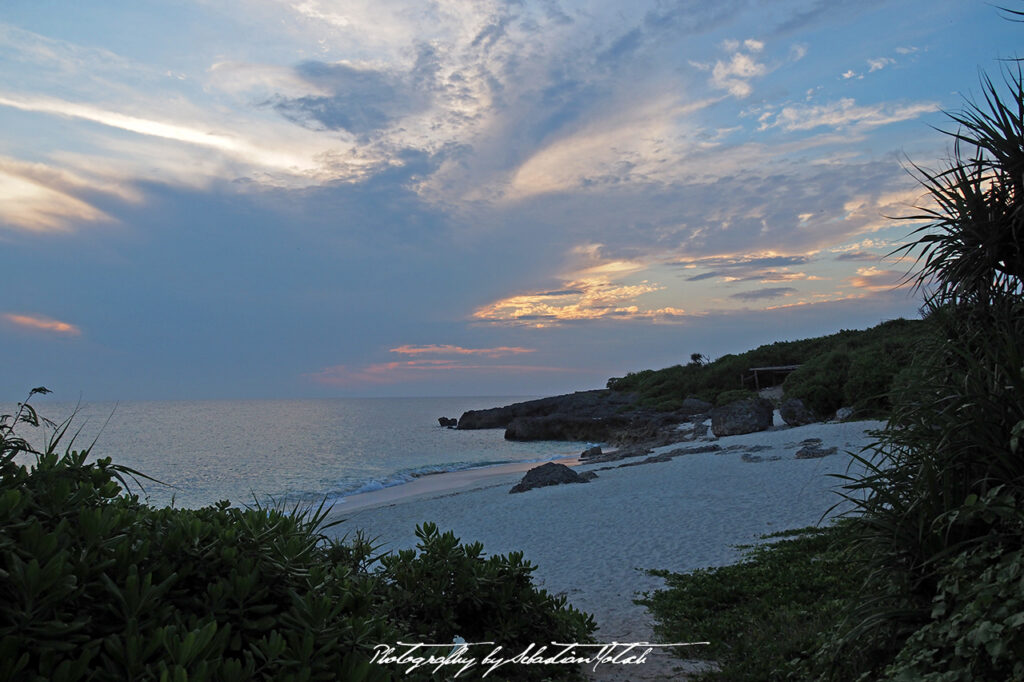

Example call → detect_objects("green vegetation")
640 27 1024 682
0 390 594 681
606 317 927 416
638 524 862 682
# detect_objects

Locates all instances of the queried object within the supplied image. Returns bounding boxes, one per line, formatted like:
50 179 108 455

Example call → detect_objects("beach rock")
580 445 603 459
835 407 854 421
578 471 598 482
509 462 590 494
457 390 638 430
612 443 723 468
583 444 653 464
680 397 713 416
741 453 764 463
780 398 816 426
438 417 458 427
504 414 631 442
710 398 774 437
795 444 839 459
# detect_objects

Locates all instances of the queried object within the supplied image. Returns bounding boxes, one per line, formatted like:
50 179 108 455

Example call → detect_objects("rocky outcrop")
581 445 603 458
834 407 854 421
680 397 713 415
437 417 458 427
710 398 774 437
504 414 630 442
779 398 816 426
455 390 709 448
457 390 637 430
509 462 590 494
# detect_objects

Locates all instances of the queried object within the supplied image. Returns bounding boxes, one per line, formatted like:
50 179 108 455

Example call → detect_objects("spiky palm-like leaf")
893 68 1024 303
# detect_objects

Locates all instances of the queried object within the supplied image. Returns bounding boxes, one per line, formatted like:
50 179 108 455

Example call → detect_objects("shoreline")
333 455 585 513
327 419 883 679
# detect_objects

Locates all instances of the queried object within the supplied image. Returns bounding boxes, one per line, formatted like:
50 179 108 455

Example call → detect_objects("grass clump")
0 390 595 681
638 523 861 681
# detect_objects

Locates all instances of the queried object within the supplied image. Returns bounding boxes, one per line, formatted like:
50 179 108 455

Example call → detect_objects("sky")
0 0 1020 401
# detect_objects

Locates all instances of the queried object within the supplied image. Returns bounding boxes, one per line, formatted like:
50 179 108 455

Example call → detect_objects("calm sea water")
5 397 586 509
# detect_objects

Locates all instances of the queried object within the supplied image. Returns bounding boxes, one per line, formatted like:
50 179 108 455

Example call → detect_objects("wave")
276 451 574 507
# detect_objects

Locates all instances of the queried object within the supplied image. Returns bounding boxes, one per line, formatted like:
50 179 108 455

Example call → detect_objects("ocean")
5 397 586 509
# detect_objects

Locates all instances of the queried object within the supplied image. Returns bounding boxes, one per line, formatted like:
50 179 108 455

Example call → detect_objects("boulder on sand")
509 462 590 494
779 398 816 426
710 398 774 437
438 417 458 427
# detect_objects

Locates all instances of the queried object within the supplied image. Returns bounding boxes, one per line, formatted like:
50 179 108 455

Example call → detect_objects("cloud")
3 313 81 336
0 92 320 173
306 342 569 387
472 244 689 326
761 97 937 132
270 60 428 135
0 164 108 232
675 253 813 282
867 57 895 72
505 94 719 198
730 287 798 301
685 271 722 282
847 266 908 291
703 40 769 98
473 279 674 325
834 250 880 261
389 344 534 357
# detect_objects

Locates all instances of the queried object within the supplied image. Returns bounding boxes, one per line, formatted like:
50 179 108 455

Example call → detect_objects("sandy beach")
327 418 883 679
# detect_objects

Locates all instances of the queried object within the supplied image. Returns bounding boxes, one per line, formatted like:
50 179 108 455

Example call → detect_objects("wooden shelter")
742 364 802 390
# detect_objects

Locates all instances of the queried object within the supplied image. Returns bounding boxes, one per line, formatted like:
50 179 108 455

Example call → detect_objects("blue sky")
0 0 1019 400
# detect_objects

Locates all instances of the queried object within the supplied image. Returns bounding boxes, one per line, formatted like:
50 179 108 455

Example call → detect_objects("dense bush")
607 318 927 415
712 389 757 407
0 391 595 681
639 524 862 682
816 57 1024 681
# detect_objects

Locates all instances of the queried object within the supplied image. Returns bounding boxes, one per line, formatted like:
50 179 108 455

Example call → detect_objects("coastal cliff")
456 389 712 446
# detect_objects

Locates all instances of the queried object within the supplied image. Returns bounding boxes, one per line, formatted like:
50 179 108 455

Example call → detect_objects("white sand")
327 419 883 679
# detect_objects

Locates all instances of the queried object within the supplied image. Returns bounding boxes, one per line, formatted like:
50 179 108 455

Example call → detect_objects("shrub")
0 391 595 681
783 350 852 417
713 389 757 406
639 524 862 682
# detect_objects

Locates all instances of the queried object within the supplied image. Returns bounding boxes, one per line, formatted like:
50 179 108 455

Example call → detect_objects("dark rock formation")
509 462 590 494
504 414 631 442
457 389 698 447
795 443 839 459
710 398 774 437
457 390 636 430
680 397 713 415
834 407 854 421
779 398 816 426
610 443 722 468
438 417 458 427
581 445 603 459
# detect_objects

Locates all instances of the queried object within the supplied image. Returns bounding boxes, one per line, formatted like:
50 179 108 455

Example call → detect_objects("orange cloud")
306 359 577 386
472 278 686 326
847 267 910 291
3 313 81 336
389 344 535 357
305 343 575 386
